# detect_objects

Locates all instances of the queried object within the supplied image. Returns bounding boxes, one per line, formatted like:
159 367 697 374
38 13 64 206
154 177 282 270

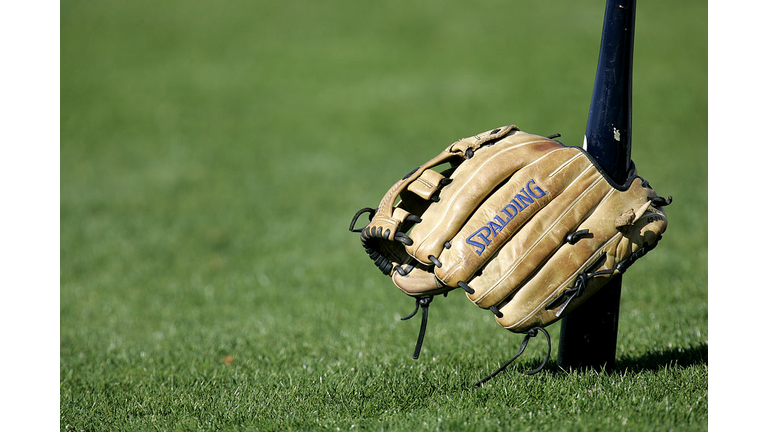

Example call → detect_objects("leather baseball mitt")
350 125 670 381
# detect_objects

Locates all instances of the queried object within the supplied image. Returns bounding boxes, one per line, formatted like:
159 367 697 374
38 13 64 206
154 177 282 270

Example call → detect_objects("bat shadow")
530 342 708 375
613 342 708 373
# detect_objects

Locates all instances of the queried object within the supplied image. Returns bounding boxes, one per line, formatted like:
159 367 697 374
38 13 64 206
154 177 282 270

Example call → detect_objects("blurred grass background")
60 0 706 430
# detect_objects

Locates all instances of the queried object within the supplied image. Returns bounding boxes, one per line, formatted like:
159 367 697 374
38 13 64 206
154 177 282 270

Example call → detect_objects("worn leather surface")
359 125 668 333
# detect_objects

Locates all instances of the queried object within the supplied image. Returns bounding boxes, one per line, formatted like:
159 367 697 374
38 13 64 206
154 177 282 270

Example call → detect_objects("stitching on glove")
546 150 584 178
415 177 436 189
413 139 552 258
470 171 606 304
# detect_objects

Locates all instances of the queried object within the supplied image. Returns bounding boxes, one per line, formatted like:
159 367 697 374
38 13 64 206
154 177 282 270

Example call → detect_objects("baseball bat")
557 0 636 371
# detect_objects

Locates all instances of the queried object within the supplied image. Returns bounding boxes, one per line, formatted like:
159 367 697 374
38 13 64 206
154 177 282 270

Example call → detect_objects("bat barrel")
585 0 635 182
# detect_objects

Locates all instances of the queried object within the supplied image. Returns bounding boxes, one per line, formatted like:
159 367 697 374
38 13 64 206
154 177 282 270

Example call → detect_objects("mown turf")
61 1 707 430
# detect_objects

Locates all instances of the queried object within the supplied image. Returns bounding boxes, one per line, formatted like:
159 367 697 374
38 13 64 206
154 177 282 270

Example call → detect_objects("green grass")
61 0 707 430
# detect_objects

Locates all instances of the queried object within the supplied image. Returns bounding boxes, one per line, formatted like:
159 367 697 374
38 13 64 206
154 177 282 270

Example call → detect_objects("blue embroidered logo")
465 179 548 255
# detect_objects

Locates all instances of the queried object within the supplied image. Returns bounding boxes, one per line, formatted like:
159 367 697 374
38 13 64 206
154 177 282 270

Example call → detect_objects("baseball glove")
350 125 670 382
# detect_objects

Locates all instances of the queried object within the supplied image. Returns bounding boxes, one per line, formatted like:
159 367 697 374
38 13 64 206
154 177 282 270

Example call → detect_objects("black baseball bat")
557 0 636 371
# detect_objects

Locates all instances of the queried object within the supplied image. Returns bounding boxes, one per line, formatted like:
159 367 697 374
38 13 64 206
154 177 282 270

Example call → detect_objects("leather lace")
475 326 551 386
400 296 434 359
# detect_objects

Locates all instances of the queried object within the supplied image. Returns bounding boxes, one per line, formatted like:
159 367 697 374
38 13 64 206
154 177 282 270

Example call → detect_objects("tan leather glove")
350 125 670 366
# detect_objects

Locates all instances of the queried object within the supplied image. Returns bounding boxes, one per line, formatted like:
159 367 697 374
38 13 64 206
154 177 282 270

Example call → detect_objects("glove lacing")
400 296 434 359
475 326 551 387
348 207 376 233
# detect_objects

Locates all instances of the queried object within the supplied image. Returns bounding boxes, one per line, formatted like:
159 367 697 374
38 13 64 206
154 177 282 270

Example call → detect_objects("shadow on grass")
533 342 709 375
614 342 708 372
517 342 709 376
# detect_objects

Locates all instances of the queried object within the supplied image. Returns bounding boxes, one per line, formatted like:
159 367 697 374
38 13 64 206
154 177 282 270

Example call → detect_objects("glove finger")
467 161 612 308
405 132 562 265
488 177 667 332
436 147 593 288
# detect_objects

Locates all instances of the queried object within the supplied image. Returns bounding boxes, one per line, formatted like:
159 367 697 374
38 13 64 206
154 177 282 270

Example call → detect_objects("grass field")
60 1 707 430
